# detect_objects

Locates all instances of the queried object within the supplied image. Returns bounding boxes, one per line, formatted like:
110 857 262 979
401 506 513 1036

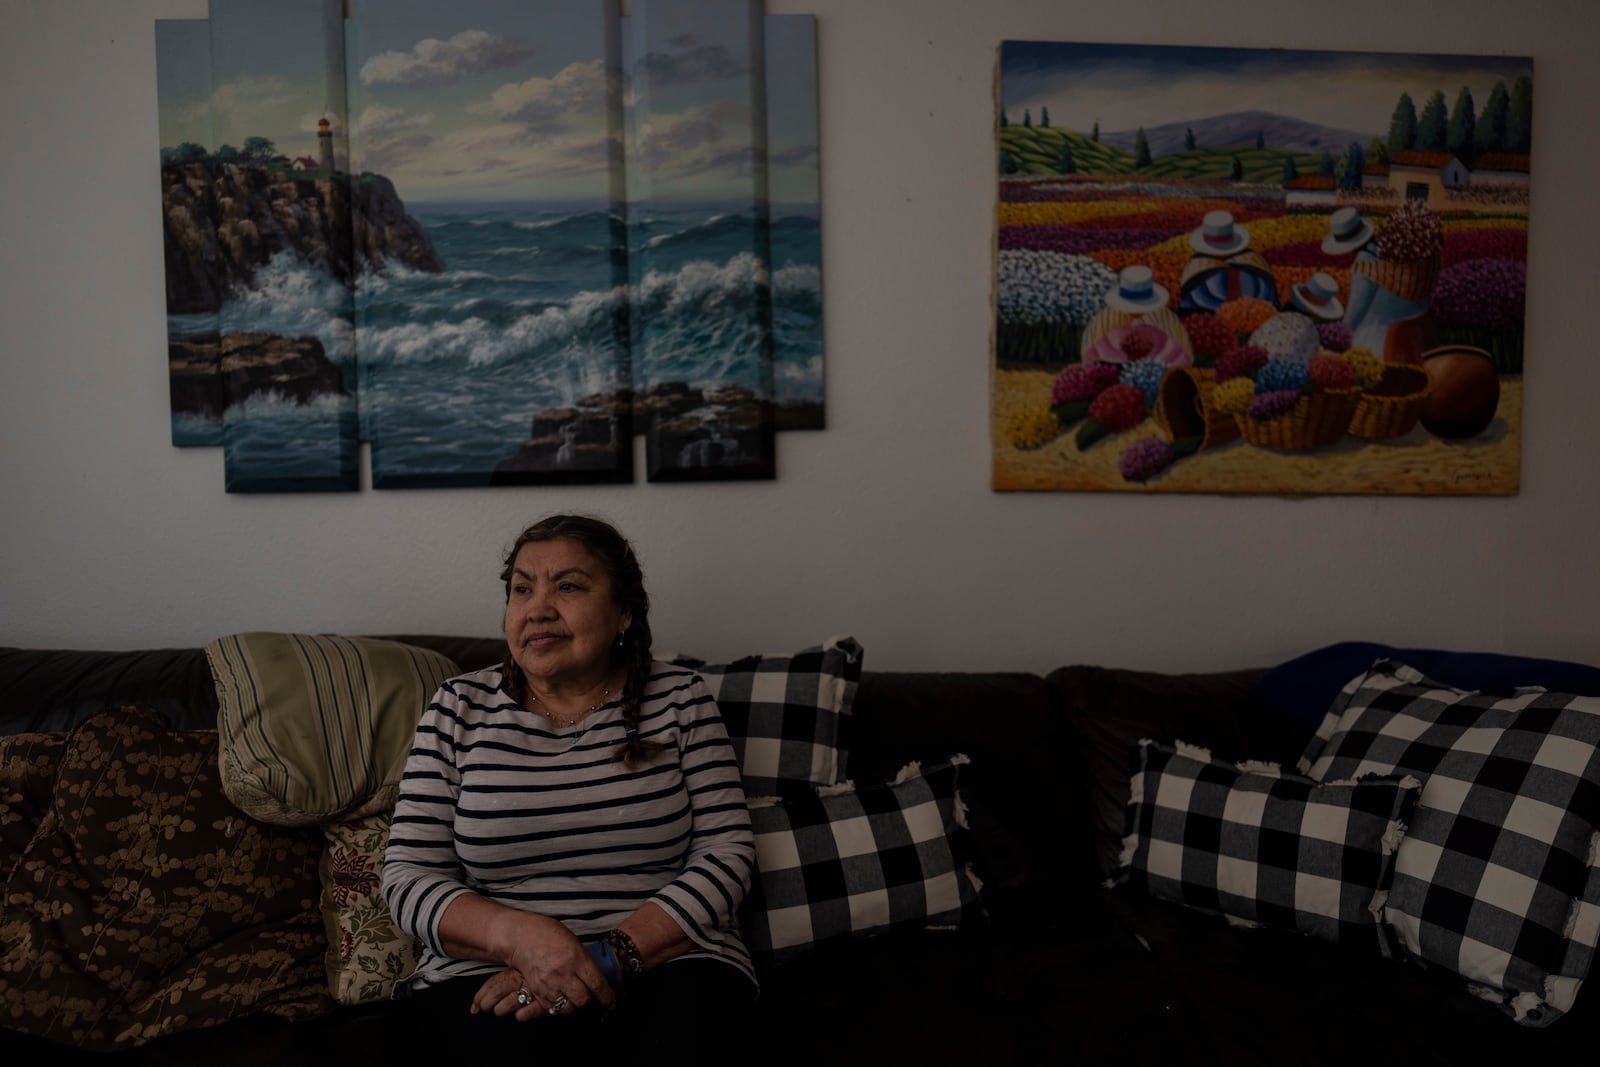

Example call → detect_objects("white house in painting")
1284 174 1336 207
1471 152 1531 187
1388 150 1470 205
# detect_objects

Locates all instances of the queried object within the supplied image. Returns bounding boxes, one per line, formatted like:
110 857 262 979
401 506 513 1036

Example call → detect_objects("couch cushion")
748 890 1203 1065
1105 886 1600 1062
0 706 329 1052
1050 664 1307 881
318 812 419 1005
742 756 980 966
0 646 220 734
1300 660 1600 1025
371 634 506 675
1256 641 1600 727
670 636 862 796
847 670 1096 901
1115 739 1418 951
0 732 65 885
207 632 459 825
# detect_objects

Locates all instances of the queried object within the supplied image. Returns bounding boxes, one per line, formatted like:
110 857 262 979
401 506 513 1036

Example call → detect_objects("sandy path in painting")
993 369 1522 495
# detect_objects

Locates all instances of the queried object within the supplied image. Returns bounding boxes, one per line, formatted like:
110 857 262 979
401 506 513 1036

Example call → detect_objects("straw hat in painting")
1188 210 1250 257
1104 265 1169 313
1322 207 1376 255
1289 271 1345 321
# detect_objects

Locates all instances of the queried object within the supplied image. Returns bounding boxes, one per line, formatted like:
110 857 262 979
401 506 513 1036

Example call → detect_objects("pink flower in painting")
1051 361 1121 405
1085 323 1192 367
1379 199 1443 261
1430 259 1526 328
1119 436 1177 482
1316 321 1353 353
1440 228 1526 268
1087 383 1149 433
1245 389 1301 421
1213 344 1268 383
1183 313 1239 360
1309 353 1357 390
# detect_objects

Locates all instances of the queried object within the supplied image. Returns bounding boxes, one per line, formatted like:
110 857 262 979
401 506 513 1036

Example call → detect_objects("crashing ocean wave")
221 251 355 361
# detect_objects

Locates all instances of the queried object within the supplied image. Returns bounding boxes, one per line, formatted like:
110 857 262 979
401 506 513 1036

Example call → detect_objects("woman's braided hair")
498 514 665 768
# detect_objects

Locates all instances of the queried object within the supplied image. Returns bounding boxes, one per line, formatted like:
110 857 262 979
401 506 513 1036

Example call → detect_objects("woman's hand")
497 911 615 1014
472 967 541 1021
438 894 616 1016
459 908 614 1017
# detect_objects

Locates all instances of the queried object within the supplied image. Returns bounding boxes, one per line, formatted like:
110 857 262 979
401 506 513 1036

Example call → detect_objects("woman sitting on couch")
382 514 757 1061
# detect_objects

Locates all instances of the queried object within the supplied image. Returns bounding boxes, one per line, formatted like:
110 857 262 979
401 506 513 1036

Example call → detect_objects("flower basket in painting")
1348 364 1433 439
1153 367 1238 450
1234 388 1361 451
1078 307 1139 358
1355 253 1442 304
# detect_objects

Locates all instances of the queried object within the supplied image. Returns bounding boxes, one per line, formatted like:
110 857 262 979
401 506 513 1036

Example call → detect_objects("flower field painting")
994 42 1532 495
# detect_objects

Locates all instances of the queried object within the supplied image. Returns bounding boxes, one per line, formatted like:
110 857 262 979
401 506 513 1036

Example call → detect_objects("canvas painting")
625 0 777 481
994 42 1531 495
346 0 632 487
153 0 823 492
764 14 825 432
206 0 360 492
157 19 224 448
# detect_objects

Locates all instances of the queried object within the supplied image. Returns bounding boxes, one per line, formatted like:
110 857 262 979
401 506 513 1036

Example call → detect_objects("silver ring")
516 987 532 1007
549 994 568 1015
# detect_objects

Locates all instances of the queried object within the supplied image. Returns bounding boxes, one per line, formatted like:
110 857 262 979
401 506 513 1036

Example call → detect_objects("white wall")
3 0 1597 673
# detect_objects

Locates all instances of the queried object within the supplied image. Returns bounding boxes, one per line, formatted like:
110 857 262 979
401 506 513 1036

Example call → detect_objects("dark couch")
3 638 1597 1065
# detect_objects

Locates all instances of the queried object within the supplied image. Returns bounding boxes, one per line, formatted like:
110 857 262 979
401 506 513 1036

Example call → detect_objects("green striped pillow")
207 633 458 825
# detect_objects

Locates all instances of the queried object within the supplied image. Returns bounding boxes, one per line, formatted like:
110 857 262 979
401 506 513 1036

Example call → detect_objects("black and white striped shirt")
382 662 756 989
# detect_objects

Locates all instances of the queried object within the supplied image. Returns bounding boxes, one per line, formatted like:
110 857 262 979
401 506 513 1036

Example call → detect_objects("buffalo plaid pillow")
742 756 980 966
1115 739 1420 951
1299 660 1600 1026
671 636 862 796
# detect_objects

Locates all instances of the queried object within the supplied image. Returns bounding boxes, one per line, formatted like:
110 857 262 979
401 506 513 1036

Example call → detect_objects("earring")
616 631 627 647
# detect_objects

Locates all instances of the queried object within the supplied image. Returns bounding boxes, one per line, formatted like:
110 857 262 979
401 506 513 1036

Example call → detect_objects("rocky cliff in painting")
491 382 775 482
169 331 347 417
161 163 443 314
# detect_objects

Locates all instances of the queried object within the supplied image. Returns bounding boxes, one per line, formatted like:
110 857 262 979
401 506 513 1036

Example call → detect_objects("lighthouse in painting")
317 116 333 173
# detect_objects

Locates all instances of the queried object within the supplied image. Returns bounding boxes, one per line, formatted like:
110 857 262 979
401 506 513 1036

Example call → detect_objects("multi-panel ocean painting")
155 0 821 491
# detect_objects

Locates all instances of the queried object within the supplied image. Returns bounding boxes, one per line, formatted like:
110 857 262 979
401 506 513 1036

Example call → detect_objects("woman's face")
503 538 631 690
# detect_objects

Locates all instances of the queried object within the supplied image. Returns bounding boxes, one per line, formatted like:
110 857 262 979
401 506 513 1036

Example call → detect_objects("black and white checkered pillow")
671 636 862 796
741 756 980 966
1299 660 1600 1026
1115 739 1420 951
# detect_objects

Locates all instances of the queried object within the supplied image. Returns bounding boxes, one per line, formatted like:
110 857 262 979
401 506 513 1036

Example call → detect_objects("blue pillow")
1255 641 1600 727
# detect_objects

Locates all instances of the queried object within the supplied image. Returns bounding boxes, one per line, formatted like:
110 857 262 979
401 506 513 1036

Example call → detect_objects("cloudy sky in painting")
345 1 619 202
999 42 1533 143
762 14 819 207
157 0 819 206
159 0 348 165
624 0 767 203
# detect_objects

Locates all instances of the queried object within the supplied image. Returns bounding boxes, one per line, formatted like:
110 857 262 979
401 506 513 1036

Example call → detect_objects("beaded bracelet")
601 928 643 979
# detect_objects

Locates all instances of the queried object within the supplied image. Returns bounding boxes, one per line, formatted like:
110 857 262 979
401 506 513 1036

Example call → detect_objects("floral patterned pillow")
0 731 66 885
0 707 331 1051
320 811 419 1004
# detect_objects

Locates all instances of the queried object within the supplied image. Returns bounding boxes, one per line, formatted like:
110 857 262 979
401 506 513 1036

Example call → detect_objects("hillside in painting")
999 110 1381 183
1097 110 1374 156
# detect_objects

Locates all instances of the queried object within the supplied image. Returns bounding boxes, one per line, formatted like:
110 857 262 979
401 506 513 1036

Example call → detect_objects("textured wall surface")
2 0 1596 672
